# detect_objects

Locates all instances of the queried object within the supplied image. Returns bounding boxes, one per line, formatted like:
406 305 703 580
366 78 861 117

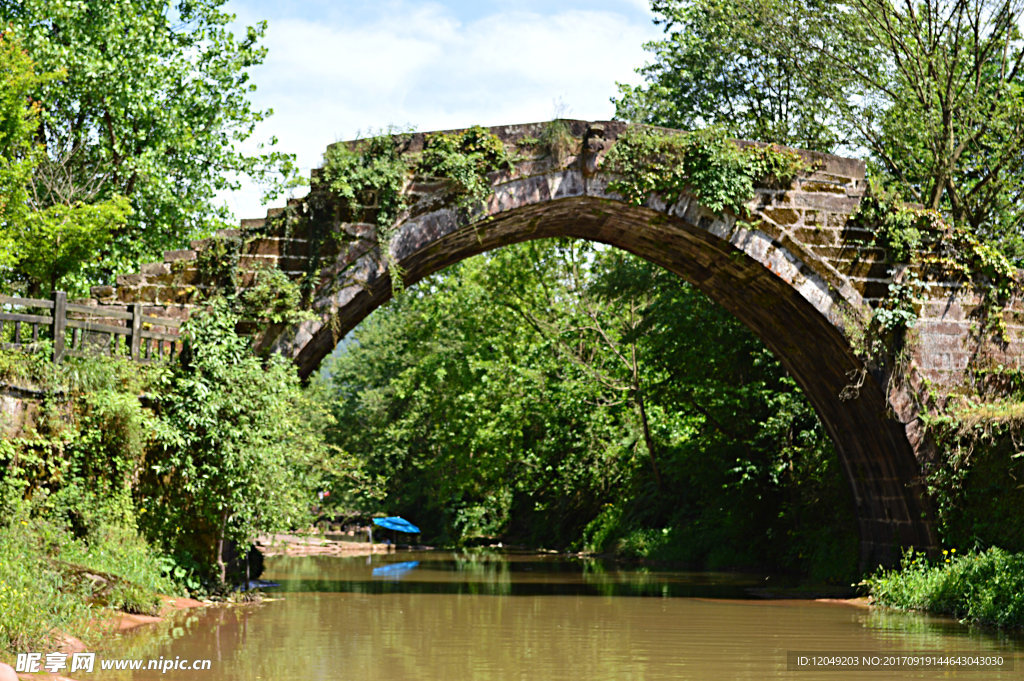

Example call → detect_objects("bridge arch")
268 124 936 569
99 121 953 567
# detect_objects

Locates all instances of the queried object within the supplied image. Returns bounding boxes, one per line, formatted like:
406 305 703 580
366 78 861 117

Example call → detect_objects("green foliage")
322 239 857 579
0 513 94 652
195 235 242 292
535 119 577 162
837 0 1024 257
12 195 132 294
322 133 411 231
866 277 919 355
418 125 513 211
322 132 412 292
619 0 1024 260
852 190 1019 345
0 312 328 611
1 0 298 286
321 126 512 295
852 192 932 264
603 126 805 214
142 300 322 584
0 32 41 271
235 264 314 326
0 351 156 533
0 498 174 653
918 414 1024 553
0 31 135 294
0 344 58 388
613 0 846 152
865 548 1024 628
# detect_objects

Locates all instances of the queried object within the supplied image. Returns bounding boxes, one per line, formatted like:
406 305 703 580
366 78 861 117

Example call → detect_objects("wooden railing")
0 291 182 363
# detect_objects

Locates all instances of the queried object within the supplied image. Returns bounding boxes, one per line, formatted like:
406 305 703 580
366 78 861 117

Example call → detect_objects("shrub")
865 547 1024 628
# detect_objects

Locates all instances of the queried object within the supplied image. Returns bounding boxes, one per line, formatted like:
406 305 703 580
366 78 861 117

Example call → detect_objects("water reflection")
371 561 420 579
104 550 1023 681
265 550 780 598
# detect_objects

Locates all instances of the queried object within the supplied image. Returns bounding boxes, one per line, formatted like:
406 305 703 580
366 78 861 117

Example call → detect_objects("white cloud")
220 1 659 221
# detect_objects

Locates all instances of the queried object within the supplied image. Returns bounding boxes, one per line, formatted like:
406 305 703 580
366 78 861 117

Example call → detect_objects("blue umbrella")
373 516 420 533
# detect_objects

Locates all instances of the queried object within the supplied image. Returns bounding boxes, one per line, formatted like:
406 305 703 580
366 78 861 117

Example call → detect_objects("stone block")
163 249 197 263
281 238 314 258
803 209 824 226
918 320 969 336
856 279 892 299
799 180 847 194
140 262 170 276
91 285 116 300
838 259 892 279
790 227 839 246
238 254 277 269
763 207 801 225
117 287 140 303
790 192 861 212
277 256 309 272
828 212 854 228
244 238 283 256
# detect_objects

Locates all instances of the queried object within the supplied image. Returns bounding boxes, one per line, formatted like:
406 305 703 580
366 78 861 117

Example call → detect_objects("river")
103 550 1022 680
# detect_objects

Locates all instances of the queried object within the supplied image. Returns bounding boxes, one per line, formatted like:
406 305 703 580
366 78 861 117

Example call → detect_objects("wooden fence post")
52 291 66 364
129 303 142 360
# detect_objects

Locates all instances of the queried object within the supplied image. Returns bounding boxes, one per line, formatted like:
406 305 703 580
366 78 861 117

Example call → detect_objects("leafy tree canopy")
616 0 1024 258
0 30 132 294
143 300 326 584
0 30 38 270
613 0 847 152
0 0 298 292
835 0 1024 253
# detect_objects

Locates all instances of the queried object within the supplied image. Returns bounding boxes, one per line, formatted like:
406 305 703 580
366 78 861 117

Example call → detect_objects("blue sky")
219 0 661 220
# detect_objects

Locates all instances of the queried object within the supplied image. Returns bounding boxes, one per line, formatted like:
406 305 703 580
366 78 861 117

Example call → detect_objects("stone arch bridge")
89 120 1024 568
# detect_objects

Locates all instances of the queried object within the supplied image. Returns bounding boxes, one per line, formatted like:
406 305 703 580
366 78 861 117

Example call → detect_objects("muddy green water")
106 551 1022 680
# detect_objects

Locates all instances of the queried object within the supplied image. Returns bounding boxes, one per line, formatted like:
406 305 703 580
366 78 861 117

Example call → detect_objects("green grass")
0 519 94 652
0 508 176 654
864 547 1024 628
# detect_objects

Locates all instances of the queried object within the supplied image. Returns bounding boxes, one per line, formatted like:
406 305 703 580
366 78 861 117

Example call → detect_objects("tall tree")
617 0 1024 256
0 0 297 291
613 0 848 151
832 0 1024 253
143 300 323 584
0 31 39 271
0 30 132 294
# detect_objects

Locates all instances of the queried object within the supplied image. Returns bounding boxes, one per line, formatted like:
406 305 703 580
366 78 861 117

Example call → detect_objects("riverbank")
256 532 432 558
0 595 210 681
864 547 1024 628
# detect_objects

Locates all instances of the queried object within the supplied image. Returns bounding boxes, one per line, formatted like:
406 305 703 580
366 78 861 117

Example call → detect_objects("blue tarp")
373 516 421 533
372 561 420 579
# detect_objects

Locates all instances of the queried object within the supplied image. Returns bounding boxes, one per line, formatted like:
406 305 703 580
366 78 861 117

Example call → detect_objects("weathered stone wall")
83 119 1024 568
0 385 44 438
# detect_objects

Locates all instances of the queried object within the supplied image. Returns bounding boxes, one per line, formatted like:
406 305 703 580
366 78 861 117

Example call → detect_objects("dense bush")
866 548 1024 628
0 301 327 654
139 300 326 585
